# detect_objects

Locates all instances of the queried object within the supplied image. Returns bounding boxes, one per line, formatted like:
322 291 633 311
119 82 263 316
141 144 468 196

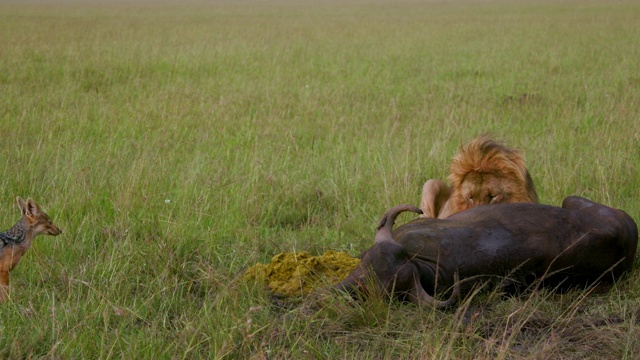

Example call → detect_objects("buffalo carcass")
333 196 637 307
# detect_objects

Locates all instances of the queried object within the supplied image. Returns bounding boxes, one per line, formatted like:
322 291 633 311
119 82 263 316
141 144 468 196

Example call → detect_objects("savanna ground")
1 0 639 358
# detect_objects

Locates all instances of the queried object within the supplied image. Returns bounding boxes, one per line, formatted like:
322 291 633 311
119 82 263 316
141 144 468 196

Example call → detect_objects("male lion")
420 136 538 218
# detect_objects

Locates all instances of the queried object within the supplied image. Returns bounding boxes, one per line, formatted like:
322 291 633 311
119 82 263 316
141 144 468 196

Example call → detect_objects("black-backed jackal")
0 197 61 301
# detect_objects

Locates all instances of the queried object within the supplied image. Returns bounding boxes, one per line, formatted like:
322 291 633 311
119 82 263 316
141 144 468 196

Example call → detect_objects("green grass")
0 0 639 358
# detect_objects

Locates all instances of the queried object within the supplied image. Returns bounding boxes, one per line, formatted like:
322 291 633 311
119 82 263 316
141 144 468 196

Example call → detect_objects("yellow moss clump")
243 250 360 297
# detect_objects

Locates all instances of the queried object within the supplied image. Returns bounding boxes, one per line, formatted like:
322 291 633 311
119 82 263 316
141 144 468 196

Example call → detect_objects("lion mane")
420 136 538 218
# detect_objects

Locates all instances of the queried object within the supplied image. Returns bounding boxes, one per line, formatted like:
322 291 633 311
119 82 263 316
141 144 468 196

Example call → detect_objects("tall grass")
0 0 639 358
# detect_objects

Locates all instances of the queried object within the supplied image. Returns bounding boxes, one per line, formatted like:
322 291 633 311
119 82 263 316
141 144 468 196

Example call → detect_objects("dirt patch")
243 251 360 297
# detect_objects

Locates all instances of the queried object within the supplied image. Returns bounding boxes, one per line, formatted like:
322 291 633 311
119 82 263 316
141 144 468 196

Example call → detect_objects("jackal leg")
0 271 9 302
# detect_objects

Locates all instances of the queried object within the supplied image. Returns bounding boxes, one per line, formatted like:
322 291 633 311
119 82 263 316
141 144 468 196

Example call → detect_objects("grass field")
1 0 639 358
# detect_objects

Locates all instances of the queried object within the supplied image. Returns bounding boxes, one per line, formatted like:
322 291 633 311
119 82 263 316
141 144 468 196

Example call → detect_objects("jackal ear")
25 198 41 216
16 196 27 214
16 197 40 216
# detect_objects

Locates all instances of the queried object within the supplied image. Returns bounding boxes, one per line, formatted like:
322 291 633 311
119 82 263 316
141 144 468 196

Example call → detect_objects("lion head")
421 136 538 218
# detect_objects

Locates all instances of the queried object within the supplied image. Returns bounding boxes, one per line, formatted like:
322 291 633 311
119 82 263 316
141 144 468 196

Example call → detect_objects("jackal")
0 197 61 301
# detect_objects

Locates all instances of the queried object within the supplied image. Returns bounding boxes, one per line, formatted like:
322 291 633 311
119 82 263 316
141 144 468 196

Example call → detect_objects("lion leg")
419 179 451 218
